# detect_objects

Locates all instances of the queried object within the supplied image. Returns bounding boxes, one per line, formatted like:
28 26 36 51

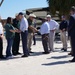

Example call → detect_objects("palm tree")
47 0 75 16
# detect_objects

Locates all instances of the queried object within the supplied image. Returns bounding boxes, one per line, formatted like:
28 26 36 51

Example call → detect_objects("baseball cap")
70 6 75 12
18 12 24 15
46 15 51 18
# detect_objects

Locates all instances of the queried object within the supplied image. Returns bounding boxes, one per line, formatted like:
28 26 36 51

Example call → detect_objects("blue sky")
0 0 48 19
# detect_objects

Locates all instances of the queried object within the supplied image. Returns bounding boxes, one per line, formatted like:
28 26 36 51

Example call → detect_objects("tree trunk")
0 0 4 6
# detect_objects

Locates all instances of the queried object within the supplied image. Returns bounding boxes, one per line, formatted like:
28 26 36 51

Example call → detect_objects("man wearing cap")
47 15 59 52
18 12 29 57
59 16 68 51
27 14 38 53
68 6 75 62
12 14 21 55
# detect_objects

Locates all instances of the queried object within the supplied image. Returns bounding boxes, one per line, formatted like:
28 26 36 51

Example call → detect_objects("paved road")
0 37 75 75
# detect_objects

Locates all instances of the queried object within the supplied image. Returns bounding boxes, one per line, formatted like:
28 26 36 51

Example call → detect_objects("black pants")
0 38 3 57
42 34 49 52
12 33 20 54
21 31 29 55
70 36 75 57
33 35 36 45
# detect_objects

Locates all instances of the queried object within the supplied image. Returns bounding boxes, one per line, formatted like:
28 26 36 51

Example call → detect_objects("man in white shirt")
40 19 50 54
47 15 59 51
0 21 5 59
18 12 29 57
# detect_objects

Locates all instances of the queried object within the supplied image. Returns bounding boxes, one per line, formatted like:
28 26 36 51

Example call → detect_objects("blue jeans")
6 38 13 57
21 31 29 55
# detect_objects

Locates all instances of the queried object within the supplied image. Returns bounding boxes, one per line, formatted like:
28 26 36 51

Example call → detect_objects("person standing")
40 19 50 54
4 17 18 58
27 14 38 53
0 17 5 59
47 15 59 52
33 34 36 45
12 14 21 55
59 16 68 51
68 6 75 62
18 12 29 57
33 20 36 45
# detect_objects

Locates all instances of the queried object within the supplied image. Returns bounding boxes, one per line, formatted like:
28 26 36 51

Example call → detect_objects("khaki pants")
60 31 67 49
49 31 55 51
27 33 33 51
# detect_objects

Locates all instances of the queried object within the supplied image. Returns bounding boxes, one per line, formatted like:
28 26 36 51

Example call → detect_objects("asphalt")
0 37 75 75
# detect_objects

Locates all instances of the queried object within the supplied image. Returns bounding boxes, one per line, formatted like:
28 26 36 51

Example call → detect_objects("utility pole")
0 0 4 6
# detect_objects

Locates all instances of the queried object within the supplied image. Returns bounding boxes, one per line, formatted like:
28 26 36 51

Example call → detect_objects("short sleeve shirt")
13 18 20 29
27 18 33 33
4 23 15 39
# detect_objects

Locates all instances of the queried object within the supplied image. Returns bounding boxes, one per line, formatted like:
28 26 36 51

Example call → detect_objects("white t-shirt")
40 22 50 35
0 22 3 34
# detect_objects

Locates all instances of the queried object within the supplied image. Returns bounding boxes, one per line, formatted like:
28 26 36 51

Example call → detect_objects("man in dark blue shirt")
59 16 68 51
12 14 21 55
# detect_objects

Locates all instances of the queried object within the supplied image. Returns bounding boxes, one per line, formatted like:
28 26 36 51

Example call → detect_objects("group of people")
40 6 75 62
0 12 38 59
0 6 75 62
40 15 59 54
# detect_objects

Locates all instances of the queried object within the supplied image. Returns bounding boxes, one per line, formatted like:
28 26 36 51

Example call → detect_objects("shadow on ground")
42 54 70 66
0 56 21 61
30 52 43 56
42 60 69 66
47 55 70 59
